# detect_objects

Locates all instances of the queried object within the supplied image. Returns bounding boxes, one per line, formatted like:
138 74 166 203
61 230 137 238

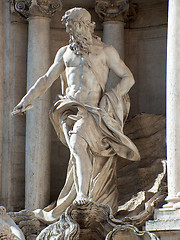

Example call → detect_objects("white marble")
154 208 180 220
13 8 140 223
146 208 180 233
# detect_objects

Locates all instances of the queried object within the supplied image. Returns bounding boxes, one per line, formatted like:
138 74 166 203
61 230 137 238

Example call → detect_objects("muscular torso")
63 44 109 107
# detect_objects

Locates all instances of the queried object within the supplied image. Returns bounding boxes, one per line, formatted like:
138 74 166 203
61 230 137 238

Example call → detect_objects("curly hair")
61 8 98 55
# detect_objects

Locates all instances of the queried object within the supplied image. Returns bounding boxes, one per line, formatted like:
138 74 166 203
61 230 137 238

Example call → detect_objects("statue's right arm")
13 46 67 113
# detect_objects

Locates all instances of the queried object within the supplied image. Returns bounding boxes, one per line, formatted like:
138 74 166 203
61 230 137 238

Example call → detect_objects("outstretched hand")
12 100 33 116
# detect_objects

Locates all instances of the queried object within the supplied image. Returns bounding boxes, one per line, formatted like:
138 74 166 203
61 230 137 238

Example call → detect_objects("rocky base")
37 201 159 240
116 114 167 226
0 202 159 239
0 206 46 240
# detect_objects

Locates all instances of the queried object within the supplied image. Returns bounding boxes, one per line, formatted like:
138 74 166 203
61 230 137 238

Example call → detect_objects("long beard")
69 31 92 56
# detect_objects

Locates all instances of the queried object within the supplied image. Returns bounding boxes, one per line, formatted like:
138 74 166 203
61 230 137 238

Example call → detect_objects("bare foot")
73 193 90 205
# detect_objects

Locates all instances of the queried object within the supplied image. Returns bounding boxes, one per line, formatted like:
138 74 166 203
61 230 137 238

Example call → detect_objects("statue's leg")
70 133 92 204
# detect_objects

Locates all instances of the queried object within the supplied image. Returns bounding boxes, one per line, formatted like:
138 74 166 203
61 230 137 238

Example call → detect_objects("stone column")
95 0 136 91
1 0 28 211
103 20 125 60
165 0 180 209
26 15 51 210
14 0 62 210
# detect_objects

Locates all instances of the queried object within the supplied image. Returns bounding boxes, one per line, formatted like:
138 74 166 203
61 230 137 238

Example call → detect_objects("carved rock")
106 225 159 240
37 202 159 240
0 206 25 240
0 225 15 240
8 210 46 240
116 114 167 227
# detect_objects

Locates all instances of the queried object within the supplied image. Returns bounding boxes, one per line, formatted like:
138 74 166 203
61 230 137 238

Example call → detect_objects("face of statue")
65 21 87 43
62 8 96 55
62 8 93 37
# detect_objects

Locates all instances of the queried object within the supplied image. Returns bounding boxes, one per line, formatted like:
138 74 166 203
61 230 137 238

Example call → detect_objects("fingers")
11 101 25 116
11 105 24 116
11 103 34 116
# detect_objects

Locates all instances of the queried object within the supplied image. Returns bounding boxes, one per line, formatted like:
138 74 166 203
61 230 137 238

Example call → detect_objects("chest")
63 47 106 69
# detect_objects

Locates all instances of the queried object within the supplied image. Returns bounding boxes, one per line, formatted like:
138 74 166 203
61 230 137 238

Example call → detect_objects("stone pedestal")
146 209 180 240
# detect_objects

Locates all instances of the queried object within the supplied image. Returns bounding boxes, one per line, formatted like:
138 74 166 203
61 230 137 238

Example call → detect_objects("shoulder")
54 45 69 62
103 45 119 58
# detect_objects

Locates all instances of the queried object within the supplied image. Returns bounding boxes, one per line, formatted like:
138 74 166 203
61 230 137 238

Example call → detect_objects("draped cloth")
34 86 140 224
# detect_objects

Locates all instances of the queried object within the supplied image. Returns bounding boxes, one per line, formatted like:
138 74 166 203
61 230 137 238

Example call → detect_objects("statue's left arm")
104 46 135 95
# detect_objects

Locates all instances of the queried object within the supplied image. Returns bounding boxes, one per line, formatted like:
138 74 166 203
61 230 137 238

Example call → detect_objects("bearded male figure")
13 8 140 224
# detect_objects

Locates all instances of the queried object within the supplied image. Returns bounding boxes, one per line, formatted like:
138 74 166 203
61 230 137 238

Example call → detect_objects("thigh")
70 132 88 153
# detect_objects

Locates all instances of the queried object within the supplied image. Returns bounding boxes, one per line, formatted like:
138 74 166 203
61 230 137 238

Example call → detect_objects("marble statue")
13 7 140 224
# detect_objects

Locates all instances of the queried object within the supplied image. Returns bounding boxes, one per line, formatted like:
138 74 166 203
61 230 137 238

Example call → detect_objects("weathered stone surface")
0 226 15 240
12 0 62 18
150 231 180 240
37 202 159 240
165 0 180 207
0 206 25 240
116 114 167 226
8 210 46 240
154 208 180 220
1 0 168 213
6 113 166 238
106 225 159 240
13 7 141 223
9 113 166 238
146 208 180 236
